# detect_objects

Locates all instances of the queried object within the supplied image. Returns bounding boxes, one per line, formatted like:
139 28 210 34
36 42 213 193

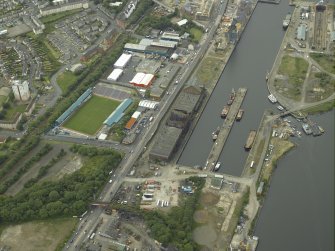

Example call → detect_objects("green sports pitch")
63 95 120 135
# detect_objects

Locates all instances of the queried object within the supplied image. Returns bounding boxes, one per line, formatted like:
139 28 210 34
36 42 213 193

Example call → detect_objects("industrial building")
124 38 177 57
107 68 123 81
297 24 307 41
129 73 155 88
138 100 159 109
149 126 183 161
124 111 141 130
150 86 205 161
161 32 181 42
114 53 132 68
103 98 133 126
56 88 92 125
11 80 30 101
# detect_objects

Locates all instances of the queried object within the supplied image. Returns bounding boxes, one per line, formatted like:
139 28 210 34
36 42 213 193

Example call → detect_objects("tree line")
0 145 121 223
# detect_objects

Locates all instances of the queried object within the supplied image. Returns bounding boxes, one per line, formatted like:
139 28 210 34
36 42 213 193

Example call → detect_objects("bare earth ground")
0 218 77 251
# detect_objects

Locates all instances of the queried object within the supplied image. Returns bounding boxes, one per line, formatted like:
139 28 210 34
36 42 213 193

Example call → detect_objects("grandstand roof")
104 98 133 126
56 88 92 125
107 68 123 81
139 100 159 109
114 53 132 68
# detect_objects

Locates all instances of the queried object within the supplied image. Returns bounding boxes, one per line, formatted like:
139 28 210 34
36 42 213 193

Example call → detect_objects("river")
178 0 334 250
178 0 292 176
255 111 334 251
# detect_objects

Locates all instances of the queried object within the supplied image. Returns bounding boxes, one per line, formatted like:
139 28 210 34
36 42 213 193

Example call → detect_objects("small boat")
318 126 324 133
227 88 236 105
214 162 221 172
277 105 284 111
221 106 229 118
268 94 277 103
302 123 312 135
236 109 244 121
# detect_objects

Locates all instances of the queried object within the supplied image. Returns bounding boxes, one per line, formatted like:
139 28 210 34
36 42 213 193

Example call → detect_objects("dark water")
179 1 292 176
178 0 334 250
255 111 334 251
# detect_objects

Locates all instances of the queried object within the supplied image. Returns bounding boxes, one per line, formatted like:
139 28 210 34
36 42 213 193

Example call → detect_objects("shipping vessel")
221 106 230 118
214 162 221 172
245 130 256 150
236 109 244 121
302 123 312 135
283 13 291 29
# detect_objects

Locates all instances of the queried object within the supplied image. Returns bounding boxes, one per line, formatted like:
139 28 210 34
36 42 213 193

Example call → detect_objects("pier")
206 88 248 171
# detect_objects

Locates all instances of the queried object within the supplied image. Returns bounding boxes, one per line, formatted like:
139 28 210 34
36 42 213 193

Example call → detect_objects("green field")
190 27 203 43
56 71 78 93
278 55 309 86
0 217 78 251
63 95 120 135
310 53 335 74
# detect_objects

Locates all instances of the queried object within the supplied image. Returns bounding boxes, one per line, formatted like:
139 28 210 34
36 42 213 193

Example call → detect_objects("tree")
48 190 60 202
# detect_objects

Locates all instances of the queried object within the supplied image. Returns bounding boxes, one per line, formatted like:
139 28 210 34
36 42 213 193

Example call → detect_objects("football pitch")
63 95 120 135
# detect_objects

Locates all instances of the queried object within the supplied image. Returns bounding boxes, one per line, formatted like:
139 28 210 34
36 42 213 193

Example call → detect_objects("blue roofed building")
56 88 92 125
104 98 133 126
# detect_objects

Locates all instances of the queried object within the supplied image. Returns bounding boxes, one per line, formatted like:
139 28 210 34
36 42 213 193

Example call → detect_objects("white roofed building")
129 72 145 85
129 73 154 88
132 111 141 119
114 53 132 68
107 68 123 81
139 100 159 109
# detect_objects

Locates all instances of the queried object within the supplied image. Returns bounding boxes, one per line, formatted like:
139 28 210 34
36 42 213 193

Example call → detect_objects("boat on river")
245 130 256 150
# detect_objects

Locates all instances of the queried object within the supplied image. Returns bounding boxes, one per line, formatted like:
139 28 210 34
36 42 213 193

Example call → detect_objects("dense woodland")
0 146 121 223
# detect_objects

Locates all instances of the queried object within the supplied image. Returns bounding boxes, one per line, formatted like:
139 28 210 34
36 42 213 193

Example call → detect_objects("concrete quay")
205 87 248 171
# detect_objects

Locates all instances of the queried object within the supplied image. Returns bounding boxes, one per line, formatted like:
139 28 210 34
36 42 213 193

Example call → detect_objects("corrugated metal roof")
139 74 154 86
130 72 145 85
297 24 306 40
107 68 123 81
56 88 92 125
132 111 141 119
125 117 136 130
124 43 147 51
139 100 159 109
151 40 178 48
114 53 132 68
104 98 133 126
